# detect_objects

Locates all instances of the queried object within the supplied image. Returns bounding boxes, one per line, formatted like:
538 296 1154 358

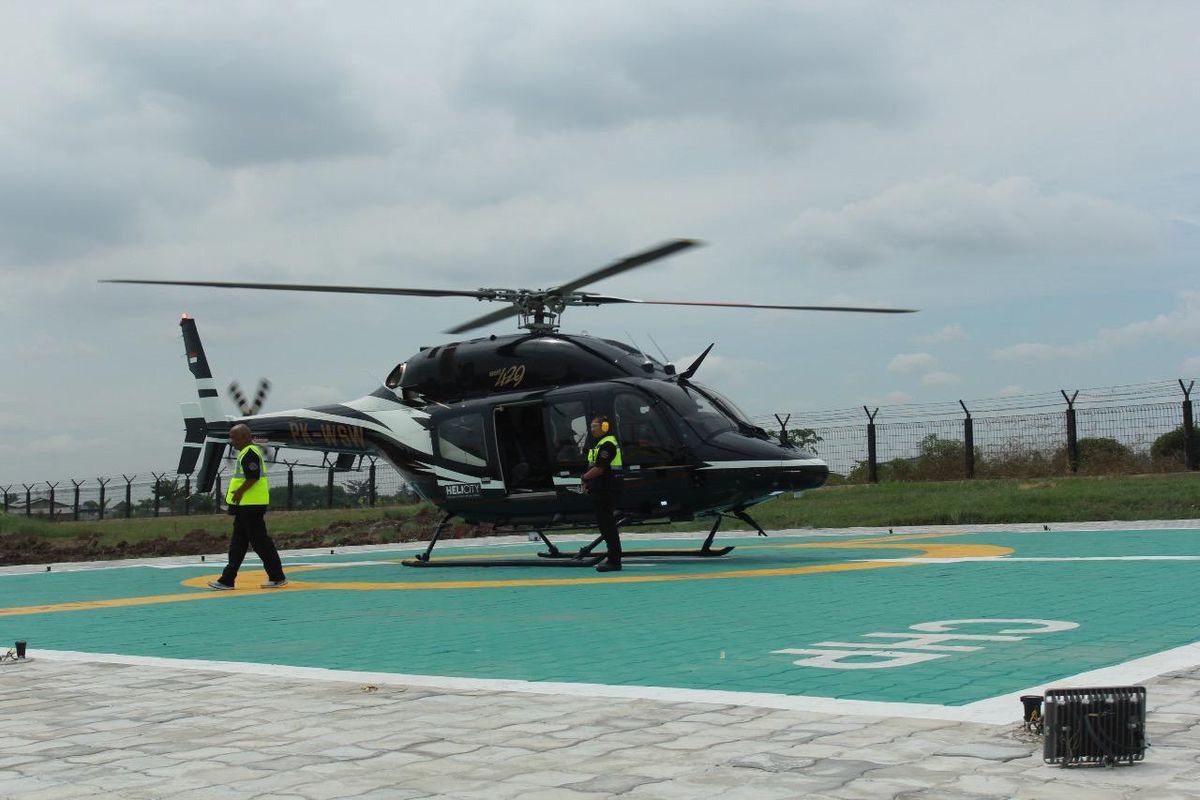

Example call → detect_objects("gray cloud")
72 18 394 168
456 3 916 133
0 154 137 265
790 175 1165 269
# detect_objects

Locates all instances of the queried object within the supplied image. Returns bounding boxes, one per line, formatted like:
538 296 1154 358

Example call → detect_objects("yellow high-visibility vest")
587 435 623 469
226 444 270 505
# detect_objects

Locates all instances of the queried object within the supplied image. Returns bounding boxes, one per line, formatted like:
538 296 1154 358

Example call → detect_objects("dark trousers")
592 490 622 565
220 506 286 585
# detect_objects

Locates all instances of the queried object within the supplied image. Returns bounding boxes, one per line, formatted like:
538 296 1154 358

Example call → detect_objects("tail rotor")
229 378 271 416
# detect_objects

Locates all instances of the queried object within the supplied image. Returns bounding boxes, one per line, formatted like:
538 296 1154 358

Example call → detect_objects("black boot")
596 562 622 573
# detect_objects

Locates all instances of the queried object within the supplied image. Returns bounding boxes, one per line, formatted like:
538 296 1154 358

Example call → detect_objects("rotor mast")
482 289 605 333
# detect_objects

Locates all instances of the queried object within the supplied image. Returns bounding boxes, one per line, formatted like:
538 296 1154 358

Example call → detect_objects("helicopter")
104 239 915 567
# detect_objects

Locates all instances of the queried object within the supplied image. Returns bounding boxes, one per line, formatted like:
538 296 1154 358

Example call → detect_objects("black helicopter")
105 240 914 567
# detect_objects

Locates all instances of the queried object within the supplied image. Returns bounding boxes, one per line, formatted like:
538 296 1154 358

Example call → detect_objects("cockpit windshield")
692 383 754 428
648 382 739 439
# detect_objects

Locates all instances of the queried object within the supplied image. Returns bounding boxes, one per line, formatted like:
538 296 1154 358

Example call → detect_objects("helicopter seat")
508 462 532 491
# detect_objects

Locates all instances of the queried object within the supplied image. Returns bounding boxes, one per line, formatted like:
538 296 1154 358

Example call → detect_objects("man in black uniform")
582 416 623 572
208 423 288 590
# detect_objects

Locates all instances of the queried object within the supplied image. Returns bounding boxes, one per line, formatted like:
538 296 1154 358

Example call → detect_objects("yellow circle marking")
0 533 1012 618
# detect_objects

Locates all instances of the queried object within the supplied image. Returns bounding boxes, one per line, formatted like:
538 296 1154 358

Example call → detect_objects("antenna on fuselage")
625 331 654 371
647 334 676 375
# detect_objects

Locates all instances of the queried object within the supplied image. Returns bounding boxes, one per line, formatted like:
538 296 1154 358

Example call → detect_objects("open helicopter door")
493 402 555 495
544 395 591 497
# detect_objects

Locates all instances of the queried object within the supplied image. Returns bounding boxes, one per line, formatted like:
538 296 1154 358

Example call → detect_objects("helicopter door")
544 397 590 474
494 403 554 494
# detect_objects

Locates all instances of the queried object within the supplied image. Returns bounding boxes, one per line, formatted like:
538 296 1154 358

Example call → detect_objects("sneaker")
260 579 289 589
207 580 234 590
595 562 622 573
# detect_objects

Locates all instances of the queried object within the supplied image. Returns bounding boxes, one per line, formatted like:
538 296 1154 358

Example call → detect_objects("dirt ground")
0 510 494 566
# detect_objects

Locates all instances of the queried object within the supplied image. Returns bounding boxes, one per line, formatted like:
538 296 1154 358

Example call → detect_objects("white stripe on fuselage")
250 396 433 456
699 459 826 470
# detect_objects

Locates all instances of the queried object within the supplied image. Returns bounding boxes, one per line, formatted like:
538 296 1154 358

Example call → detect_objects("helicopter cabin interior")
433 389 683 496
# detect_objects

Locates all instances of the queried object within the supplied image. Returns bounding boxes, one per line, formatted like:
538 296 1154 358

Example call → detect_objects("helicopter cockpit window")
679 388 737 437
385 362 406 389
436 414 487 467
690 383 753 427
614 393 677 464
647 382 737 440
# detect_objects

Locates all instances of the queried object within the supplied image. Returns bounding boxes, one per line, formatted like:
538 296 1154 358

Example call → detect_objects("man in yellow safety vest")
582 415 623 572
208 424 289 590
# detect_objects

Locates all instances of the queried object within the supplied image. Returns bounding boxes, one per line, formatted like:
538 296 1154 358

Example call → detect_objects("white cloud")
457 3 915 134
997 385 1025 397
790 175 1162 269
888 352 936 373
993 291 1200 362
921 370 959 386
914 324 965 344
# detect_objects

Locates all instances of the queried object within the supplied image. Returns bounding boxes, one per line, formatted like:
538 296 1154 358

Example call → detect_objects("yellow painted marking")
0 535 1013 617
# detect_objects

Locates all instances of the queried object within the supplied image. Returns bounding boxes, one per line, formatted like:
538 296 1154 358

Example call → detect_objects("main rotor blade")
552 239 701 296
445 306 520 335
101 279 490 300
584 296 917 313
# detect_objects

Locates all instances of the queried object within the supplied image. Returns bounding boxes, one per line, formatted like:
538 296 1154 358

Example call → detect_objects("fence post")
960 401 975 479
1061 390 1079 474
863 406 879 483
97 478 110 521
287 462 295 511
122 474 135 518
327 467 335 509
46 481 58 522
1 484 11 515
368 458 377 507
151 471 166 518
71 479 84 521
1182 380 1197 471
23 484 34 517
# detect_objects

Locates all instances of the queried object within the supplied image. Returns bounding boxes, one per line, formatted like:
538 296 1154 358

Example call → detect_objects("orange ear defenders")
597 418 610 434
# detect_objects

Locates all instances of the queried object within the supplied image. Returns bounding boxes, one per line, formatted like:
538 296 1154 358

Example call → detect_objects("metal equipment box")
1043 686 1146 766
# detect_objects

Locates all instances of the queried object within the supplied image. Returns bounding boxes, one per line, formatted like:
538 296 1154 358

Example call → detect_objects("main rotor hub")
479 288 598 333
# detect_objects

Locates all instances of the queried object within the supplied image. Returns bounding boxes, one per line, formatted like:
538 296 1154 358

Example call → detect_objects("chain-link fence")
4 381 1198 518
758 380 1198 482
0 458 418 522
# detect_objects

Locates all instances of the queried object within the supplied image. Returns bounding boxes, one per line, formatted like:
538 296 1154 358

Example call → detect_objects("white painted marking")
31 641 1200 726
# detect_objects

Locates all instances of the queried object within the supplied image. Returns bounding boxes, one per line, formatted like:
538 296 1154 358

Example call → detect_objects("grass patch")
2 472 1198 563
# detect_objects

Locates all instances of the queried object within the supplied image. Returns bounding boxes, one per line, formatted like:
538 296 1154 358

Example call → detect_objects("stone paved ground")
2 521 1199 799
1 656 1198 799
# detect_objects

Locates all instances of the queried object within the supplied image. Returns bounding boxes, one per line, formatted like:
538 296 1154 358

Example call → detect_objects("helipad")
3 524 1199 724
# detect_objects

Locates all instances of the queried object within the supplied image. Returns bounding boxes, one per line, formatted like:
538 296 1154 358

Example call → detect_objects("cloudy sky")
2 1 1198 484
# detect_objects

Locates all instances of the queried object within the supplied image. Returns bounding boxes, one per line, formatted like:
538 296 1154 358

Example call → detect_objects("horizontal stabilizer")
195 441 226 493
178 403 206 474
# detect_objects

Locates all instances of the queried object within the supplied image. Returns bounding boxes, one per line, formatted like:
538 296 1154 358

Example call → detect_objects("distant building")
9 497 72 516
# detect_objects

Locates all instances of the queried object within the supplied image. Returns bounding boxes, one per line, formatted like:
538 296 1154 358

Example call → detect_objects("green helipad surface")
3 527 1199 708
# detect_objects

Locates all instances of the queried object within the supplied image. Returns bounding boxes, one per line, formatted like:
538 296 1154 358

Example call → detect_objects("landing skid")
400 508 763 568
402 554 605 568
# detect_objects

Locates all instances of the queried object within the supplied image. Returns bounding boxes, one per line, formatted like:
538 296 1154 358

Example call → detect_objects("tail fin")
178 315 229 492
180 314 223 424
